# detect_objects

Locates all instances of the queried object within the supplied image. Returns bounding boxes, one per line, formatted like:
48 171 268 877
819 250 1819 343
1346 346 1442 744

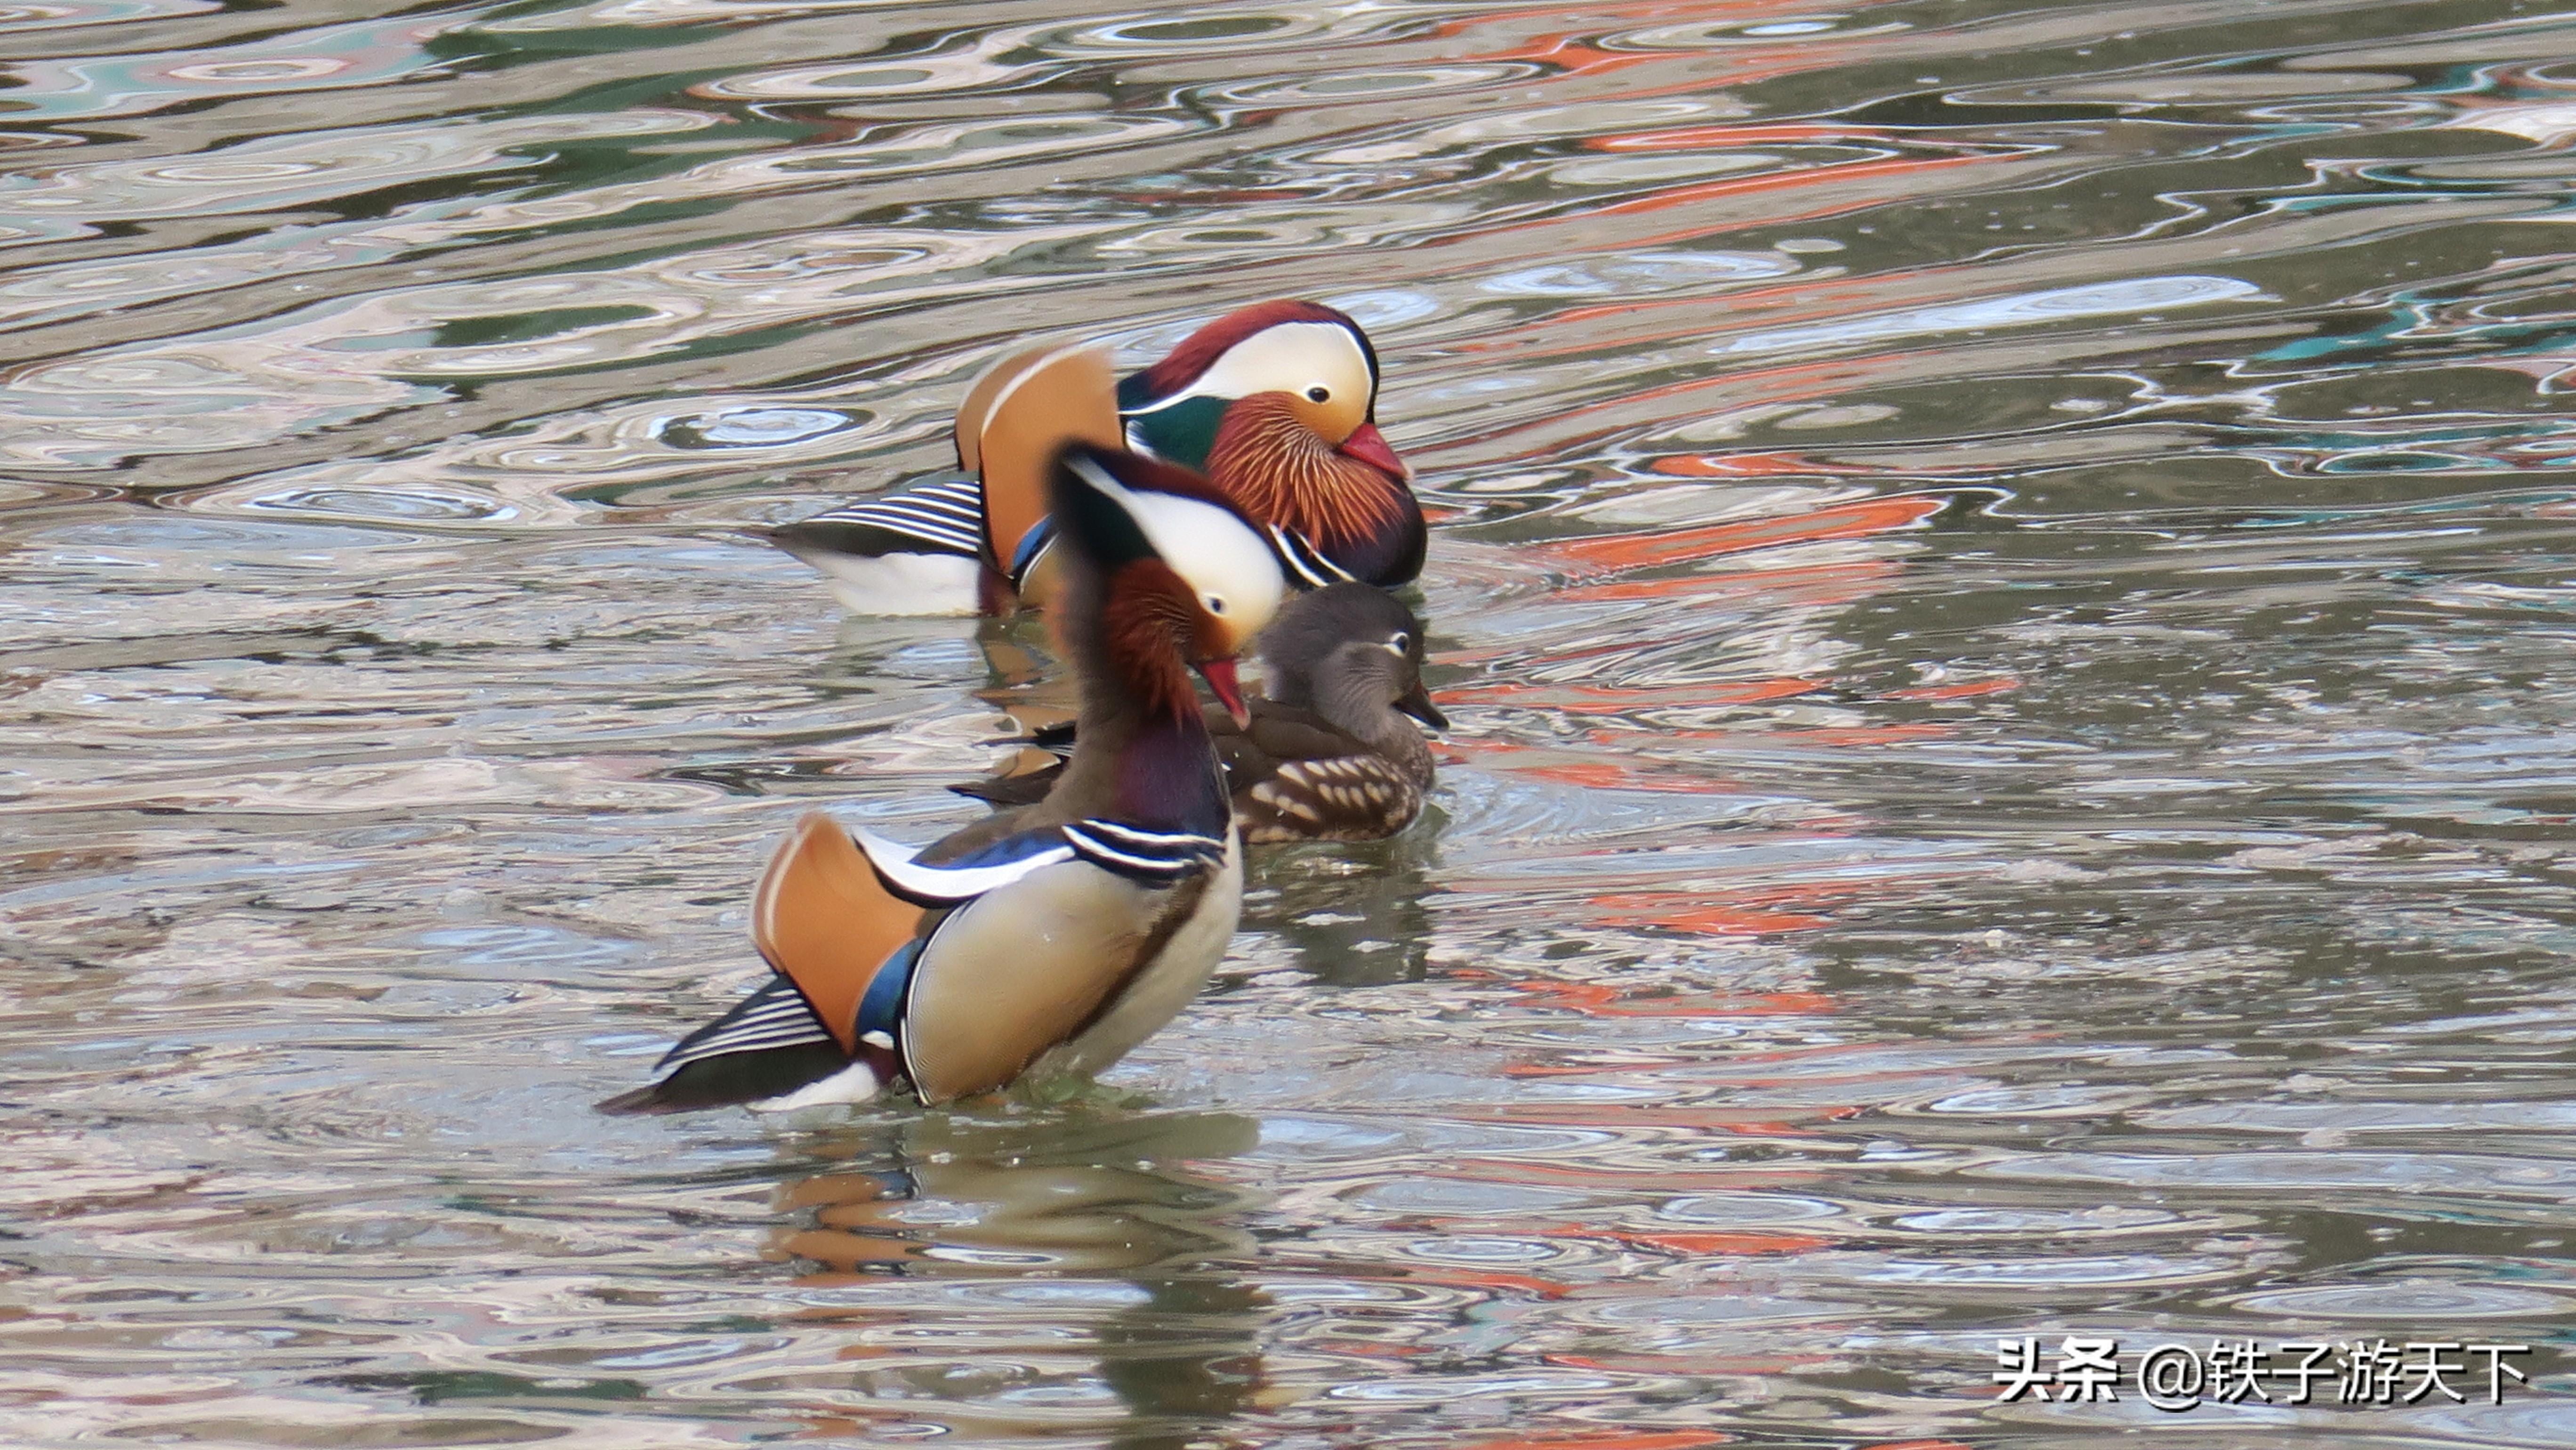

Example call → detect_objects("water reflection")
767 1110 1270 1444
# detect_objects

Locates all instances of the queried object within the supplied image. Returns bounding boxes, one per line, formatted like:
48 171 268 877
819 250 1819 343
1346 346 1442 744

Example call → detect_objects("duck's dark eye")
1206 595 1228 616
1305 386 1331 403
1387 631 1410 655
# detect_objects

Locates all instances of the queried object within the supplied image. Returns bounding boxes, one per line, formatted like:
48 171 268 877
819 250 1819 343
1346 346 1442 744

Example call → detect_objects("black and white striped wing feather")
776 477 985 559
656 975 836 1073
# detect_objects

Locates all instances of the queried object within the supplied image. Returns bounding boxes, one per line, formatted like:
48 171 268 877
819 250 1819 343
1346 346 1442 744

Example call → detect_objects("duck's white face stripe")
1128 322 1372 412
1066 457 1287 637
1124 491 1288 633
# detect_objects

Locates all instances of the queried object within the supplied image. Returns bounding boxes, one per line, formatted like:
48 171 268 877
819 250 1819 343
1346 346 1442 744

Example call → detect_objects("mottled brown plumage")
958 584 1444 842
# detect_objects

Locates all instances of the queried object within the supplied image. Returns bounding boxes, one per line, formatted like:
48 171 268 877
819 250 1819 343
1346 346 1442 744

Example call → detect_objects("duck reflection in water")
1244 828 1443 990
765 1108 1280 1446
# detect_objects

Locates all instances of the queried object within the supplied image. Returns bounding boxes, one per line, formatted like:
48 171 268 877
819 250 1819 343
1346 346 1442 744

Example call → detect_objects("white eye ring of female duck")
1385 631 1410 657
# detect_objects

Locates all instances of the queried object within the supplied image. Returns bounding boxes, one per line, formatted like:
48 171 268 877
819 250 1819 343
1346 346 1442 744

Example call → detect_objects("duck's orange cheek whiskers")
1196 656 1250 727
1336 421 1408 481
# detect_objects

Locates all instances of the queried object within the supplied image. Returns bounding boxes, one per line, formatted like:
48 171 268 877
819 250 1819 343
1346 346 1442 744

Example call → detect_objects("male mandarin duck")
602 443 1288 1113
770 300 1423 615
957 583 1446 843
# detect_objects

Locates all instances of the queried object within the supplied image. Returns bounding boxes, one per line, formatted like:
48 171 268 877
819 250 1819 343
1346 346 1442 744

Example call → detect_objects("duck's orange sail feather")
751 813 924 1055
955 345 1121 575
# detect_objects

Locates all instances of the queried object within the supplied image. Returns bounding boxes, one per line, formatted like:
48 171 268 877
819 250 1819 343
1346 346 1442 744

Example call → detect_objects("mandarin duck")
957 583 1445 843
601 443 1288 1113
771 300 1422 614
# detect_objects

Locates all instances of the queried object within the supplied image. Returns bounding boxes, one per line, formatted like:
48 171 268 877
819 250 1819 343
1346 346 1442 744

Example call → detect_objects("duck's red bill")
1197 657 1250 727
1336 422 1408 481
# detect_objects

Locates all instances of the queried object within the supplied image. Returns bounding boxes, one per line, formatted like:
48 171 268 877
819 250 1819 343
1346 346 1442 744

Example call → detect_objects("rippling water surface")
7 0 2576 1444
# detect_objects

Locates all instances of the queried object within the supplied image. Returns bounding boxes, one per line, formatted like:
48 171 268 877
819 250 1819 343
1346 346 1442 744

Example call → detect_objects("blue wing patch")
1006 516 1057 588
856 936 921 1051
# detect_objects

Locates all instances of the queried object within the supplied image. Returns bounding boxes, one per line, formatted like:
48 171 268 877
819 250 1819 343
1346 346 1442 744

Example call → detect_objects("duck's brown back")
1214 704 1425 843
953 700 1428 842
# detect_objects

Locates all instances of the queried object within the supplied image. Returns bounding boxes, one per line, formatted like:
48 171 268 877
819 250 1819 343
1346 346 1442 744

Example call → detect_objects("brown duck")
959 582 1444 842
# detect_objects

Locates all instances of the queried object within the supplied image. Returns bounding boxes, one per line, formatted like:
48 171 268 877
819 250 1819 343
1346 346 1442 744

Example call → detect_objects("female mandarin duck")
603 443 1288 1113
770 300 1422 614
958 583 1446 842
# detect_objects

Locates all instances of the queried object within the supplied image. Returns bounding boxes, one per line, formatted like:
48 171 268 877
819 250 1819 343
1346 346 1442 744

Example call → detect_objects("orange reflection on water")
1440 680 1825 709
1545 495 1944 574
1433 743 1747 795
1646 450 1840 477
1595 122 1906 153
1587 890 1836 934
1586 152 2012 233
1536 1227 1831 1256
1553 557 1904 608
1505 980 1839 1017
1883 678 2019 701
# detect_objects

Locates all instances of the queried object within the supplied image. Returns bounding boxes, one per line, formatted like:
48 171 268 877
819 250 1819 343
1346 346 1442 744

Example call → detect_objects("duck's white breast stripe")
1063 822 1225 879
1266 524 1354 588
1075 821 1228 851
1063 828 1191 875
